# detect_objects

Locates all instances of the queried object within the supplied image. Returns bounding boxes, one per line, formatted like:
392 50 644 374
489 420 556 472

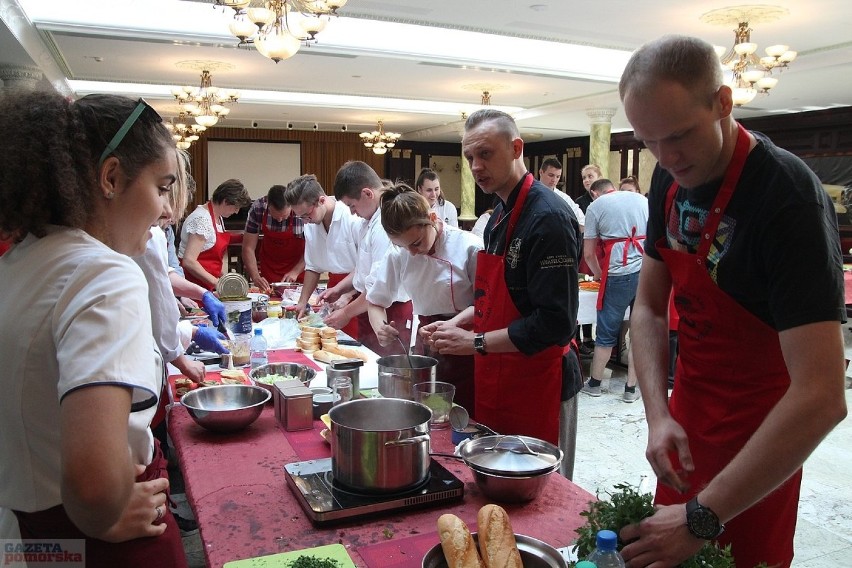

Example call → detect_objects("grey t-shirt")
584 190 648 275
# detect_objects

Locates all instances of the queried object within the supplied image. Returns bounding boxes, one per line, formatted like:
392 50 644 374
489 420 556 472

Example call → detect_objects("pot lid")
217 273 249 298
458 435 562 476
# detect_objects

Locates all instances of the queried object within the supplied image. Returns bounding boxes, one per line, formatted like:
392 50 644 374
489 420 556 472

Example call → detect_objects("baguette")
437 514 484 568
324 343 369 362
476 505 522 568
313 349 349 363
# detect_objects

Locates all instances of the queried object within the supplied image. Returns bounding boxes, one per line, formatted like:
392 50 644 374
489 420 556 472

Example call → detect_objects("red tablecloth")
844 271 852 305
168 406 595 568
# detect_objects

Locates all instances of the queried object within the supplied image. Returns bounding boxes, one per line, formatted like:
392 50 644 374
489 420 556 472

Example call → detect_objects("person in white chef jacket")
325 161 413 357
367 184 482 411
416 168 459 227
283 174 365 339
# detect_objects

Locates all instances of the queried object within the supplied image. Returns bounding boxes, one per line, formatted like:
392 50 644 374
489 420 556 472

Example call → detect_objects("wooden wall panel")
186 127 386 208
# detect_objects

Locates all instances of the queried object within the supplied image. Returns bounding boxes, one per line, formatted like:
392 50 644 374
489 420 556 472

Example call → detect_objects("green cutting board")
224 543 356 568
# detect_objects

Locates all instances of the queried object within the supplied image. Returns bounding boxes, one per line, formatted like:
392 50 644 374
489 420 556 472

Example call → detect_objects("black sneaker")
174 513 199 537
578 342 595 359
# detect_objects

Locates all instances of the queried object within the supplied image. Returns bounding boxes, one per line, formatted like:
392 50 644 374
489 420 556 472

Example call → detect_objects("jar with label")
267 301 283 319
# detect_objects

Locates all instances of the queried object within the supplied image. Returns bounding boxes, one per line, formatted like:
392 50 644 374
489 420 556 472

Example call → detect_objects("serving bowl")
422 533 567 568
181 384 270 433
249 362 317 398
469 463 559 503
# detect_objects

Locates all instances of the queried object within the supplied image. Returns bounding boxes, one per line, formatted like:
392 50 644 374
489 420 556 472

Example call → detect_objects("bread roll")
320 327 338 339
476 505 522 568
437 514 484 568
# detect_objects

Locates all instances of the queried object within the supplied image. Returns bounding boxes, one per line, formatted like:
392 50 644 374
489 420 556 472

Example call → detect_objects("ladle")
449 405 499 436
384 320 414 368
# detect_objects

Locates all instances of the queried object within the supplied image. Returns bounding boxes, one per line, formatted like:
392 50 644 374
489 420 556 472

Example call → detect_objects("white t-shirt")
584 190 649 275
134 227 183 363
0 227 162 512
367 225 482 316
354 210 409 304
553 189 586 226
303 201 364 274
432 201 459 227
178 204 221 258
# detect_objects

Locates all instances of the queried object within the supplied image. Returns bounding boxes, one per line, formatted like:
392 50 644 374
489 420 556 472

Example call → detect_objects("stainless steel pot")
457 435 563 477
377 355 438 400
328 398 431 492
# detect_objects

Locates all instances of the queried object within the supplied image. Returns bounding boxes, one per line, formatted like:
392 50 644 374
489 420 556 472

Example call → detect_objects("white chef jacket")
432 201 459 227
367 225 482 316
304 200 363 274
354 209 410 304
134 227 183 363
554 189 585 226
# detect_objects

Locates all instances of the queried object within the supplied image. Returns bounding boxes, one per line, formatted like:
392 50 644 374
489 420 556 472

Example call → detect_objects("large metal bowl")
422 533 567 568
469 463 559 503
181 384 270 433
249 362 317 398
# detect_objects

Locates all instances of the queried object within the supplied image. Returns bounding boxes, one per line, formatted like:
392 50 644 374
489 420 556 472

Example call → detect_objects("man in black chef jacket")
423 109 581 445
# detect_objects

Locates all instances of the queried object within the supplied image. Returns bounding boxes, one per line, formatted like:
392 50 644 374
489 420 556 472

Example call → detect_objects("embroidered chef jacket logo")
506 238 521 268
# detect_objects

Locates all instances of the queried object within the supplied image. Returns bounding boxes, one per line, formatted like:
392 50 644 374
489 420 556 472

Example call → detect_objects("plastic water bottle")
586 530 625 568
575 562 598 568
249 328 268 369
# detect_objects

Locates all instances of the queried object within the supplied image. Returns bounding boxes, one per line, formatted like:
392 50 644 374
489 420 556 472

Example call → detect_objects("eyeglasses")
296 201 319 220
98 98 160 166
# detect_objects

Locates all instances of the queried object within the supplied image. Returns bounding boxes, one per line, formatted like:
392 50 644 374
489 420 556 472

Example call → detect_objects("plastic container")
250 328 268 369
575 562 597 568
586 530 625 568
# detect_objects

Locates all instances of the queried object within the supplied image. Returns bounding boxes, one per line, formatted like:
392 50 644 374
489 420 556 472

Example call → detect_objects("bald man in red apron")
619 36 846 568
429 111 581 447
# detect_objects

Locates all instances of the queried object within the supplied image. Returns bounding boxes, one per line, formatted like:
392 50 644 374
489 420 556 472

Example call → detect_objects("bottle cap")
576 562 598 568
596 529 618 551
254 328 262 335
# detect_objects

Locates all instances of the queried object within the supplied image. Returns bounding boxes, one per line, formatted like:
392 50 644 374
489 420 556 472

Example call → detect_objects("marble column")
0 64 43 90
586 108 617 179
459 153 477 222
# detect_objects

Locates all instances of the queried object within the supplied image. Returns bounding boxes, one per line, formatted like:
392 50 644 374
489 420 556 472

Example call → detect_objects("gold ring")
154 506 163 521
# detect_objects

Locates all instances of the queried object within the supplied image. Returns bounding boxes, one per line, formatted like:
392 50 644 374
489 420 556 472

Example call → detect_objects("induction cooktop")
284 458 464 525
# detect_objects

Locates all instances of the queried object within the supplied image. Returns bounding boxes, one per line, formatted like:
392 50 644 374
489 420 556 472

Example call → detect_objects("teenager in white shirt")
416 168 458 227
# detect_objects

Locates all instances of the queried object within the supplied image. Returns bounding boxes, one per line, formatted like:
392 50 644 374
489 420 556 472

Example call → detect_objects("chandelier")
359 120 401 155
165 111 207 150
171 69 240 128
701 5 797 107
214 0 349 63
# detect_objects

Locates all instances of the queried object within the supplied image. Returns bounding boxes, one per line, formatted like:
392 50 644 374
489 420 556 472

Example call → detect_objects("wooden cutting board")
224 543 356 568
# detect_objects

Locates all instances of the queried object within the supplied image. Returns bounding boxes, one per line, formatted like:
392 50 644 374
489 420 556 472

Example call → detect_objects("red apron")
415 314 476 413
181 201 230 291
655 124 800 568
13 439 188 568
595 225 645 310
327 272 359 339
257 208 305 284
473 173 564 445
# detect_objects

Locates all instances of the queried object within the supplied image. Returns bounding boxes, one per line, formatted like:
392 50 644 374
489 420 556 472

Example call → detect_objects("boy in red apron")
618 36 846 568
427 110 582 446
242 185 306 294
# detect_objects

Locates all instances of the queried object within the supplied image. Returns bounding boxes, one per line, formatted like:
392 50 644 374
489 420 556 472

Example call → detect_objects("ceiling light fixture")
165 111 207 150
171 67 240 128
701 5 797 107
214 0 349 63
360 120 400 155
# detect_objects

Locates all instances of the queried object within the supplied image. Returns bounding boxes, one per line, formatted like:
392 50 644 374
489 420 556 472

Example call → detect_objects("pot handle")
385 434 430 447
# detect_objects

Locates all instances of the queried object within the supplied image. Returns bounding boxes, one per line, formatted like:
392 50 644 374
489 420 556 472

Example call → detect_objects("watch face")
688 508 721 539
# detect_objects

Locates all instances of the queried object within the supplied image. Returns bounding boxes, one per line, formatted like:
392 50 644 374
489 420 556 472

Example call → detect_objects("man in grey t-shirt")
582 178 648 402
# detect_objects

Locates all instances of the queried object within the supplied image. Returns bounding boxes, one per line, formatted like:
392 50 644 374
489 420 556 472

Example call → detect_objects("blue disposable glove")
193 324 230 354
201 291 227 327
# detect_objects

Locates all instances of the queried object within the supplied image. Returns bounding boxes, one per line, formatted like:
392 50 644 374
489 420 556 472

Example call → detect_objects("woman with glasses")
0 91 189 566
178 178 251 290
416 168 459 227
367 183 483 411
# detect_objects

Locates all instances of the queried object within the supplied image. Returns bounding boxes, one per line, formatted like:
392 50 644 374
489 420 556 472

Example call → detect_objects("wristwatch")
685 496 725 540
473 332 488 355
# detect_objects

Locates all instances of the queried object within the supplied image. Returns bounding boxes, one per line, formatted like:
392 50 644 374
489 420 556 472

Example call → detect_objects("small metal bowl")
181 384 270 433
422 533 567 568
249 362 317 398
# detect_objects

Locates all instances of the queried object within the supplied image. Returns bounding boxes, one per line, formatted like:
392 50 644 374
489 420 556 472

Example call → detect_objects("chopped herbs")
287 556 341 568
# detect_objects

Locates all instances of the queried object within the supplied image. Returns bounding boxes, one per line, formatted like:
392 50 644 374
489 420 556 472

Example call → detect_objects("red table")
168 405 595 568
